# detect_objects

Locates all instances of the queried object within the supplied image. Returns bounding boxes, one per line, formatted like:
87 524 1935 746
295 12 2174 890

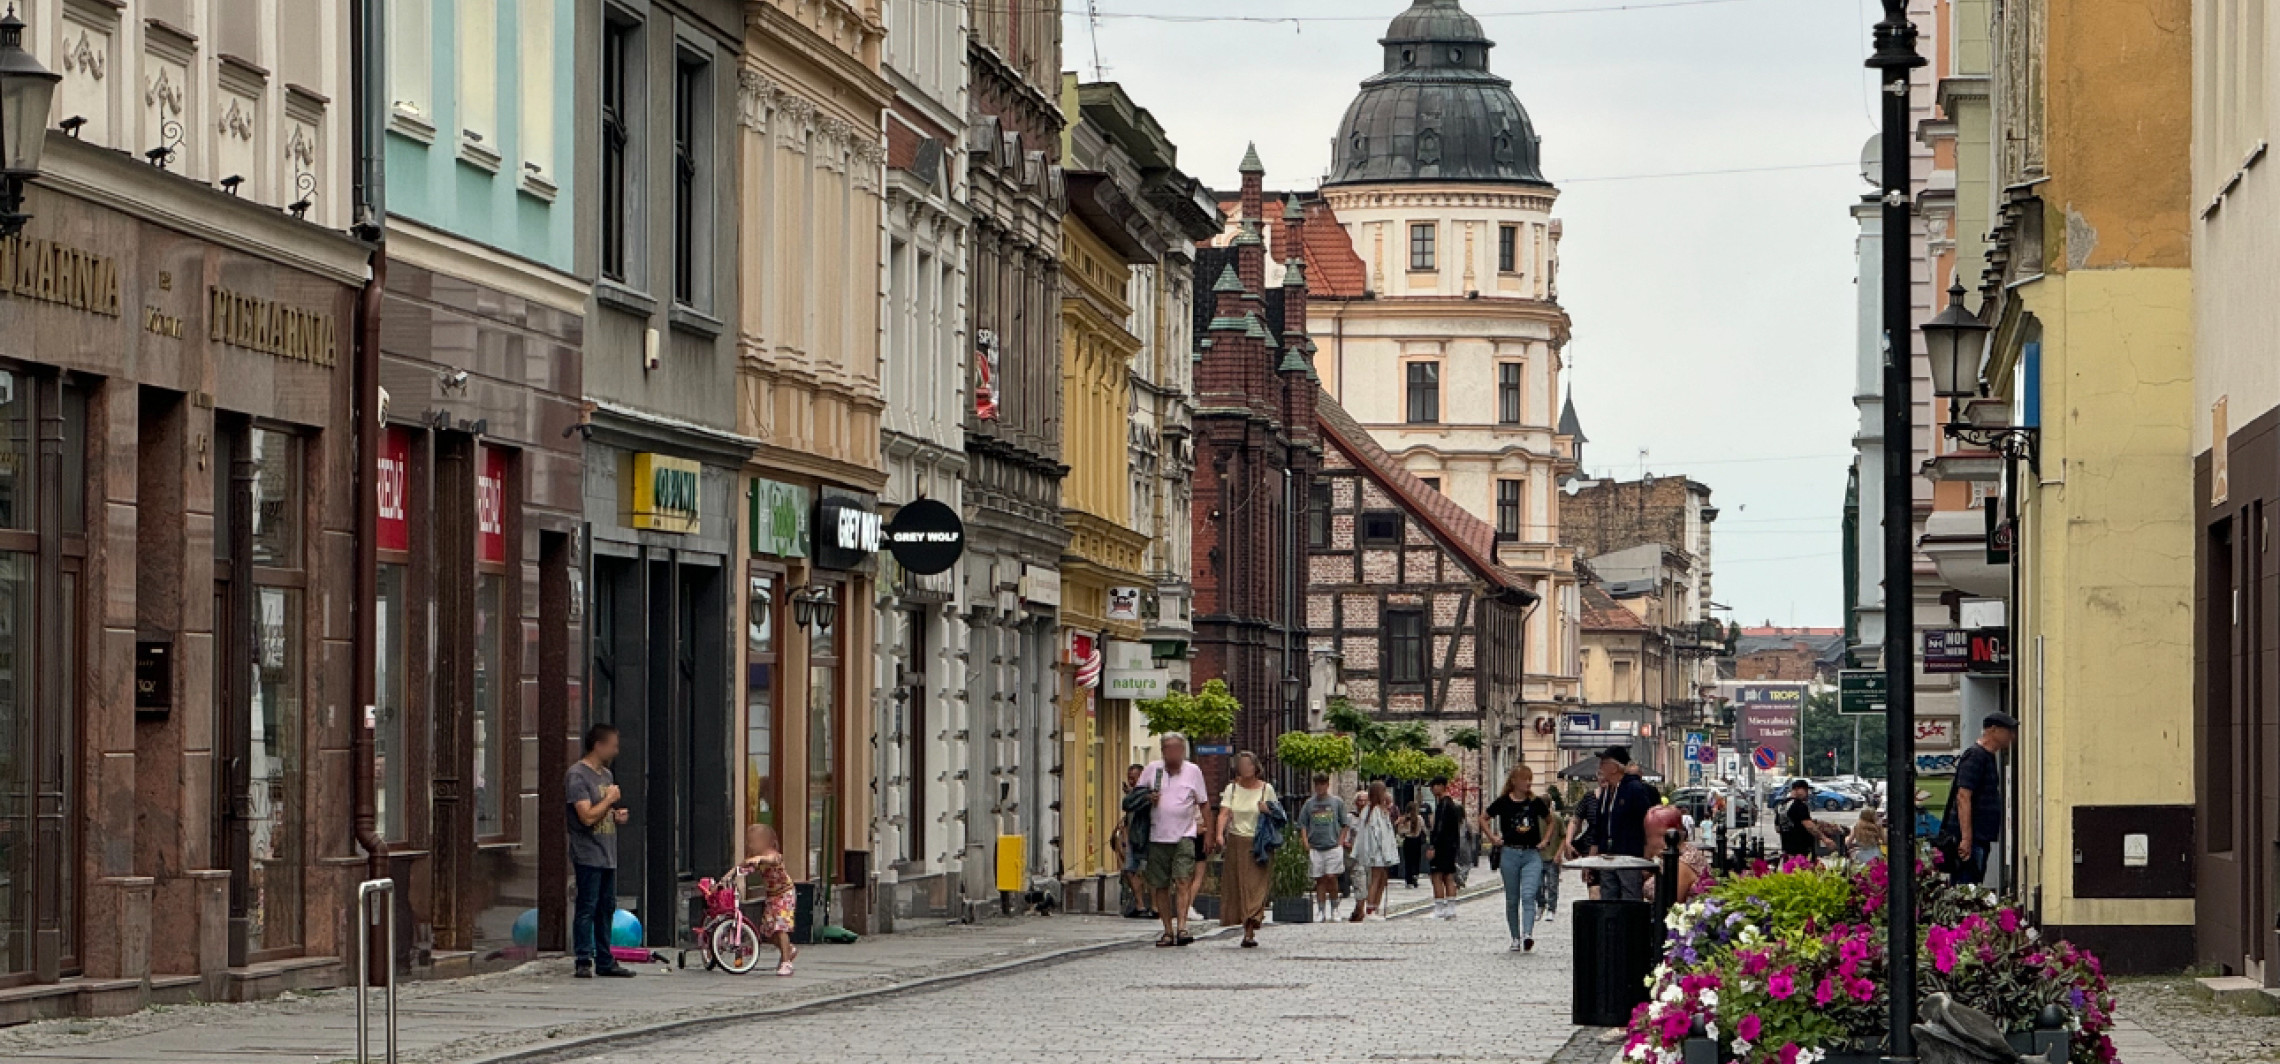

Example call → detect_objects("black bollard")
1655 828 1681 922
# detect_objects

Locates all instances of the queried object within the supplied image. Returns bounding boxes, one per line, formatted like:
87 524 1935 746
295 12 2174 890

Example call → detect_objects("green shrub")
1269 835 1315 898
1138 678 1239 739
1276 730 1357 774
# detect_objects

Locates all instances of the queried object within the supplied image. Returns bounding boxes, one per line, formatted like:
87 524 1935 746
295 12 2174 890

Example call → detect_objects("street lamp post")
0 5 62 238
1868 1 1925 1060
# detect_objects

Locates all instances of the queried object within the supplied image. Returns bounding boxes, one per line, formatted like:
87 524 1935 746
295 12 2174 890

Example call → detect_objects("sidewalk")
0 880 1490 1064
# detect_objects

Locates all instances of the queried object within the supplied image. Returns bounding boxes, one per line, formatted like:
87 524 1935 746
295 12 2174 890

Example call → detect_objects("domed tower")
1327 0 1547 187
1305 0 1582 772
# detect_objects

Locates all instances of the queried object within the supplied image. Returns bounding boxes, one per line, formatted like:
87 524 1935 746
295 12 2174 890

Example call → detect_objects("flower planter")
1681 1030 2065 1064
1271 897 1314 924
1192 894 1221 921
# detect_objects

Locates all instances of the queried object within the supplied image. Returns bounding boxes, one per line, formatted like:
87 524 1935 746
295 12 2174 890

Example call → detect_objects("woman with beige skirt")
1214 751 1279 947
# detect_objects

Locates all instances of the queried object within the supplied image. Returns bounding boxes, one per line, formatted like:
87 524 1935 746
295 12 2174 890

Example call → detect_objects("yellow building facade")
1976 0 2196 970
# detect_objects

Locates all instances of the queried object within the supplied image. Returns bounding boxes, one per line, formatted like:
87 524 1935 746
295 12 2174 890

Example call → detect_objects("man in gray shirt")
567 723 633 977
1298 773 1352 922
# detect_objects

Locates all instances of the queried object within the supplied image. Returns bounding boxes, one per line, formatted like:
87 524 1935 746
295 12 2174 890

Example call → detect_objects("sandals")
1174 928 1195 946
1155 932 1176 948
776 960 795 976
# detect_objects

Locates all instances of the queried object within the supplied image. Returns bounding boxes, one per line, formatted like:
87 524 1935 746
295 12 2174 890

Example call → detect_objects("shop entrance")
590 551 729 944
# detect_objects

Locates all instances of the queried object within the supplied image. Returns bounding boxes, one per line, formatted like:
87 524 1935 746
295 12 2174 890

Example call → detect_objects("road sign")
1839 669 1887 715
1751 746 1778 771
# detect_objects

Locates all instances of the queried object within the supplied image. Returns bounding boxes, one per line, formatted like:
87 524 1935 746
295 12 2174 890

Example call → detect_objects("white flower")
2026 928 2040 942
1733 1038 1753 1058
1799 1047 1826 1064
1704 1022 1720 1041
1661 983 1684 1004
1701 989 1720 1008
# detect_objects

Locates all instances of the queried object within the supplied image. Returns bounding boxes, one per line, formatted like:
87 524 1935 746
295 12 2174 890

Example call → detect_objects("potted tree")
1269 730 1359 924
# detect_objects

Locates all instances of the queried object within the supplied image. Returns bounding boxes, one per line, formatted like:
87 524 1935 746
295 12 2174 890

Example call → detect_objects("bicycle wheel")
710 917 764 975
694 916 724 970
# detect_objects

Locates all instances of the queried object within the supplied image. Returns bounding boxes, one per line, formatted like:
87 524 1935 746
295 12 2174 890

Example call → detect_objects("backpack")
1773 797 1797 836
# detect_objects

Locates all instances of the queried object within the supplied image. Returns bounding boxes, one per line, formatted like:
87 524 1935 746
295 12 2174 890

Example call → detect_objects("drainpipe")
350 0 389 895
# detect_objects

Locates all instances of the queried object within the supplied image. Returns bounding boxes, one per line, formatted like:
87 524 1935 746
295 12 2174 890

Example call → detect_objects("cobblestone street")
560 891 1584 1064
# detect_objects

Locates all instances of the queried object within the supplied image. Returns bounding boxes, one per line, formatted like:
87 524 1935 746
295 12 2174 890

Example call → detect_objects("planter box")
1681 1030 2065 1064
1193 895 1221 921
1271 897 1314 924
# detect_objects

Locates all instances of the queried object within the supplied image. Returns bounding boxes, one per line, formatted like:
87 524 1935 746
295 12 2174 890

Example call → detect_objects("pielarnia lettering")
208 286 339 367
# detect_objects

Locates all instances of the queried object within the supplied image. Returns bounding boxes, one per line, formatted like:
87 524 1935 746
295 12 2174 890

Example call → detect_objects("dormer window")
1450 48 1464 64
1402 48 1416 67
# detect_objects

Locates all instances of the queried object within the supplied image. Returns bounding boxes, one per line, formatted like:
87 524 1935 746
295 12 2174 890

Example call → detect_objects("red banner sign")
377 428 411 552
478 446 508 564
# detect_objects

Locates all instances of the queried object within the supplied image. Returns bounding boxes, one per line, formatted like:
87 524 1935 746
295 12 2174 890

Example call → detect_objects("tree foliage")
1799 688 1887 778
1361 748 1461 782
1138 678 1239 739
1444 726 1484 752
1275 730 1357 774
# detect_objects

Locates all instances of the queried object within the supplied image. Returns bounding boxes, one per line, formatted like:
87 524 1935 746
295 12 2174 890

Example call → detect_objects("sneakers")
1524 937 1536 953
1509 938 1524 952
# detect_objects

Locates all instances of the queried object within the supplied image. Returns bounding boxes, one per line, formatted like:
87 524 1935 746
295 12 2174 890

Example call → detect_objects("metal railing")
355 878 398 1064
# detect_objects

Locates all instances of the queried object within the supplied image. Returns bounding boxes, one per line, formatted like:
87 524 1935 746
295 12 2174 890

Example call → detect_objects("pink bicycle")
689 867 764 974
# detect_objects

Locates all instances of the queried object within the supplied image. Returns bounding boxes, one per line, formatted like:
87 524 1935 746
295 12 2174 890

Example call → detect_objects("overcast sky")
1065 0 1881 627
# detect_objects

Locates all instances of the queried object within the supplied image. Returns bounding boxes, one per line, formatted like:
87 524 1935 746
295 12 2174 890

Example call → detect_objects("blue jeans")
572 863 619 966
1499 847 1545 940
1538 859 1561 911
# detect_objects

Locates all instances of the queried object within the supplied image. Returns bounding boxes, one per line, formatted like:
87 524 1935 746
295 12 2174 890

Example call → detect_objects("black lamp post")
1867 0 1924 1060
0 6 61 238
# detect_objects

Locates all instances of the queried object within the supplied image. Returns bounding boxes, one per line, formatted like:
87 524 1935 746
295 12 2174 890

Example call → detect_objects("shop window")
746 571 776 828
376 563 408 841
0 553 30 975
248 584 304 955
0 375 31 530
474 573 506 837
249 429 300 567
1384 608 1427 686
806 584 840 881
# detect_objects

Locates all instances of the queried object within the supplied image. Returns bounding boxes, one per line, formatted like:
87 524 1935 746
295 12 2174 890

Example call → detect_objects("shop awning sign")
1107 586 1142 621
883 497 964 576
630 453 702 534
749 478 809 559
813 496 880 571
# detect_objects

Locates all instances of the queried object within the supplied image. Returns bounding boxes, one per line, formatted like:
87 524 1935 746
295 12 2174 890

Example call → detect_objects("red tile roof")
1583 584 1647 631
1315 394 1531 599
1294 201 1369 298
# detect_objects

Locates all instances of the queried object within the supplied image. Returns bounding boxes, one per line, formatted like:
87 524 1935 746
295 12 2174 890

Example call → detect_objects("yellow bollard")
996 834 1027 893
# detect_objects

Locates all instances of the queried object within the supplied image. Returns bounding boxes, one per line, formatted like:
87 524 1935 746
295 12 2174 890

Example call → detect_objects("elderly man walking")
1135 733 1209 947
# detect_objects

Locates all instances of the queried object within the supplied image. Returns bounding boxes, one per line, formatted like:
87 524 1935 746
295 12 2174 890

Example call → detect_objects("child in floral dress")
740 824 799 975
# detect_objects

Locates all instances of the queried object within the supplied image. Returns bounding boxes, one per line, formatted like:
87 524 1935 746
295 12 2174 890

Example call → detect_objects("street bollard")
355 878 397 1064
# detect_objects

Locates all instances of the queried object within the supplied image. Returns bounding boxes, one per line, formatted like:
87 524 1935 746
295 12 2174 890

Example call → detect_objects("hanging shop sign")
630 453 703 534
1967 627 2010 675
1021 565 1061 607
882 497 965 575
1923 628 1970 674
1101 639 1168 700
1107 586 1142 622
1072 632 1104 690
749 478 810 559
1985 505 2013 566
813 495 880 571
378 428 412 552
478 446 509 564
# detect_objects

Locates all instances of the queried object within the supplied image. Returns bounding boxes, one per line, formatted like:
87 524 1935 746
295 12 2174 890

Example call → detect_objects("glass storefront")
746 572 776 829
247 585 304 955
473 573 505 837
0 554 32 975
375 564 407 840
807 584 838 883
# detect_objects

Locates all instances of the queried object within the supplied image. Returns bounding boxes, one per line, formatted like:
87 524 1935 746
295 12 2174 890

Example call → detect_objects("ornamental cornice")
1323 185 1559 213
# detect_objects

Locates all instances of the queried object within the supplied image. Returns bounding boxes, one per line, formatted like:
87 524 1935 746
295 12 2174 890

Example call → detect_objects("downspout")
350 0 389 891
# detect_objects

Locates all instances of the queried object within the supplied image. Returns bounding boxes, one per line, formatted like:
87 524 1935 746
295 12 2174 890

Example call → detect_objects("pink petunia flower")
1737 1014 1763 1042
1814 976 1837 1007
1769 970 1797 1000
1998 908 2020 934
1778 1043 1801 1064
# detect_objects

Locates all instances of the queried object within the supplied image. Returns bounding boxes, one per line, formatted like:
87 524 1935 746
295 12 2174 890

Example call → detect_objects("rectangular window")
458 0 499 150
249 585 304 954
249 429 300 567
517 0 555 183
1360 511 1402 548
2207 517 2236 852
1406 362 1439 424
1307 480 1333 548
903 610 927 864
806 585 840 880
1419 477 1440 493
1498 224 1518 272
0 554 29 973
473 573 506 837
747 572 777 828
389 0 433 125
0 370 30 529
673 49 708 306
376 563 408 841
1409 223 1435 271
600 15 635 282
1385 609 1428 685
1498 362 1522 425
1497 479 1522 538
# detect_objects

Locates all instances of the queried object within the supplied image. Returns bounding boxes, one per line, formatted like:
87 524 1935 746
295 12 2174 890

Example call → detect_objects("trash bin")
1572 898 1656 1026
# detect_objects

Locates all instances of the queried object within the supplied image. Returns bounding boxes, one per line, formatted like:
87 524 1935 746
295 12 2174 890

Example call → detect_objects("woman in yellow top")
1214 750 1279 947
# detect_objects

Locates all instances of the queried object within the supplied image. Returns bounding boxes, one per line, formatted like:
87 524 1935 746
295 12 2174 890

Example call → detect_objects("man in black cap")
1589 746 1657 901
1948 712 2016 886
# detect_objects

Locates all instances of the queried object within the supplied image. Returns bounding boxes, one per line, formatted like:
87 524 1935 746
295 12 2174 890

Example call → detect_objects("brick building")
1726 627 1846 683
1305 397 1536 802
1188 149 1320 783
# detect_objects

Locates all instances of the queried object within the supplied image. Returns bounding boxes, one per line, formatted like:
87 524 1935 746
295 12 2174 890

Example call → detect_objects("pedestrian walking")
1947 711 2016 886
1564 782 1601 901
738 824 799 975
1396 801 1427 888
1776 779 1834 859
1427 777 1464 919
566 723 635 978
1481 765 1555 952
1135 733 1210 947
1214 751 1279 947
1587 747 1656 901
1539 784 1566 918
1298 773 1352 922
1116 763 1154 919
1350 781 1400 920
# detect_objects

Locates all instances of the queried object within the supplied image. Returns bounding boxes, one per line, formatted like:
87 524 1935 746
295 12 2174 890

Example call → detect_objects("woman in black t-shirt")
1480 766 1557 952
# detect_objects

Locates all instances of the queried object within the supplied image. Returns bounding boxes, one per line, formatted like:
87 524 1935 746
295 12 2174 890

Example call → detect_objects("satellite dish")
1859 135 1880 187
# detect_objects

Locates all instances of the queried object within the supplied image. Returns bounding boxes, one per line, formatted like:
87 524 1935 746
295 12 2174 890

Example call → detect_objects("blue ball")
511 908 539 948
610 909 643 948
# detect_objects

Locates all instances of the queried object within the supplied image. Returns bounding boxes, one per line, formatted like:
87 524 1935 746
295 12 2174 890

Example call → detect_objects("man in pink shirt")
1137 732 1209 947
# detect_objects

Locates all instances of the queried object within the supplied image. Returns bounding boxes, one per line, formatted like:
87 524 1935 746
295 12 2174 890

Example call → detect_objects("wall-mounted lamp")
0 7 62 239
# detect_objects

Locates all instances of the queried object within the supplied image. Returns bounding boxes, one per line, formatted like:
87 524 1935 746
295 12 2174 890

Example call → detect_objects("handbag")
1932 784 1964 873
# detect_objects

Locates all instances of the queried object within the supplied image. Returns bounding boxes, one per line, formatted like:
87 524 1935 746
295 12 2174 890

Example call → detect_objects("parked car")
1673 786 1758 829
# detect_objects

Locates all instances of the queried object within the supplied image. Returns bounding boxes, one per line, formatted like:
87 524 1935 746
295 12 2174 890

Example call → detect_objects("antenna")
1087 0 1106 80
